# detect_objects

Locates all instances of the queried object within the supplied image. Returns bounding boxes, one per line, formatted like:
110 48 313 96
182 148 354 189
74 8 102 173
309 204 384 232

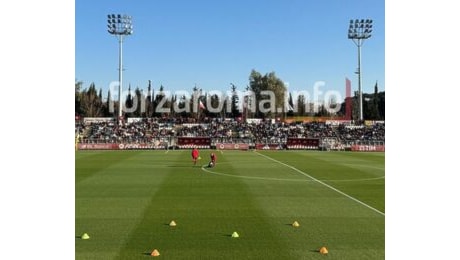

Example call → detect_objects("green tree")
249 70 263 117
134 87 144 117
249 69 286 118
75 80 83 116
378 92 385 119
372 82 380 120
153 85 162 117
286 92 294 117
80 83 103 117
102 89 112 117
297 95 306 116
146 80 154 118
169 94 177 118
209 94 221 118
125 85 134 118
265 72 286 118
352 91 359 121
230 84 240 117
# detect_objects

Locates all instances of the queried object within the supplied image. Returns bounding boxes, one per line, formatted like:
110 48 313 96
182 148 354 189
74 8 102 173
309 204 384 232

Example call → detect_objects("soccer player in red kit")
209 152 217 167
210 152 216 163
191 147 199 165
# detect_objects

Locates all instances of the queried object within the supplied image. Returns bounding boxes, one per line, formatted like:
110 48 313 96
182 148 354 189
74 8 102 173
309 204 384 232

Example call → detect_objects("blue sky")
76 0 384 100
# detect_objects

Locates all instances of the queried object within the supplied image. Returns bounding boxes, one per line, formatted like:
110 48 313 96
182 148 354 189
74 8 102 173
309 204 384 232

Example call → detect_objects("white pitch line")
341 163 385 170
255 152 385 216
201 165 310 182
201 164 384 182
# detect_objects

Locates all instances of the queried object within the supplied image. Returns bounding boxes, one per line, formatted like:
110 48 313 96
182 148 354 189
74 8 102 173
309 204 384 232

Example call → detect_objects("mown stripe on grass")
76 151 178 260
297 151 385 212
258 151 385 213
114 150 294 259
76 151 142 184
255 151 385 216
206 151 384 258
77 150 385 259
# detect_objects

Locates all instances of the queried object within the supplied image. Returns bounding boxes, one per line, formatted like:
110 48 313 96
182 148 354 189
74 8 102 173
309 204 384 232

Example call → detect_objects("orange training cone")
151 249 160 257
292 221 300 227
169 220 177 227
319 246 328 255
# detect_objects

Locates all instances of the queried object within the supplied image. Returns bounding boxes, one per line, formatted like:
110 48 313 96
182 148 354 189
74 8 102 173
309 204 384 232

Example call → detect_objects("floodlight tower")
348 19 372 121
107 14 133 121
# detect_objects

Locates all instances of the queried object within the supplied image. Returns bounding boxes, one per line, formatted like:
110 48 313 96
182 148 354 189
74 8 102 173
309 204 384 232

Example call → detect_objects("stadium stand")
76 118 384 151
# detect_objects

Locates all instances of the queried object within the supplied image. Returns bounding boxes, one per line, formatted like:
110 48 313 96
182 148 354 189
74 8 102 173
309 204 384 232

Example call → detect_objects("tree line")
75 70 384 120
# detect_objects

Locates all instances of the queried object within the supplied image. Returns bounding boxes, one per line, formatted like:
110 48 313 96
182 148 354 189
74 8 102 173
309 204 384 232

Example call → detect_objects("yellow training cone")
319 246 328 255
292 221 300 227
81 233 90 239
231 232 239 238
151 249 160 257
169 220 177 227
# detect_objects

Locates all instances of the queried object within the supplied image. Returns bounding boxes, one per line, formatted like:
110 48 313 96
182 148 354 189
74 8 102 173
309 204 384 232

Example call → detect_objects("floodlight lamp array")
107 14 133 35
348 19 372 39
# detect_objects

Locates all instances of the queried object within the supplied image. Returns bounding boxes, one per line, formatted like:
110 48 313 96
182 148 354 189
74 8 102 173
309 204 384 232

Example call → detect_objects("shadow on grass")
163 223 179 227
285 223 302 227
222 233 243 238
218 233 233 237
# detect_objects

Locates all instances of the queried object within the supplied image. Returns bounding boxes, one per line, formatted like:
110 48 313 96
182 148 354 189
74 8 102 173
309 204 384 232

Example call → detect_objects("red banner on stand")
351 145 385 152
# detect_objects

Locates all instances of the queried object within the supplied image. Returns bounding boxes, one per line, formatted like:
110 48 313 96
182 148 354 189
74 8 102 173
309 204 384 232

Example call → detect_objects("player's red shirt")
192 149 199 159
210 153 216 162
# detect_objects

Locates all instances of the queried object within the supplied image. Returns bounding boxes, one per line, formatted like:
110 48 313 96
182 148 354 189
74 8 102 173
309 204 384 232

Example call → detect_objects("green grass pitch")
76 150 384 259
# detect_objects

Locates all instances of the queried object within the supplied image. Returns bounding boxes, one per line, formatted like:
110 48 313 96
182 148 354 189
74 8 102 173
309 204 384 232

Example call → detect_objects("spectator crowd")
76 118 385 146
